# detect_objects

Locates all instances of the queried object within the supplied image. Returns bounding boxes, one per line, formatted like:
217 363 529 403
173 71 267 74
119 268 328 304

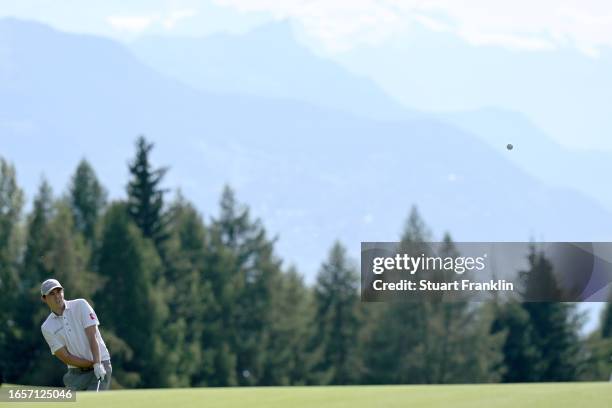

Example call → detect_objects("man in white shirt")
40 278 112 391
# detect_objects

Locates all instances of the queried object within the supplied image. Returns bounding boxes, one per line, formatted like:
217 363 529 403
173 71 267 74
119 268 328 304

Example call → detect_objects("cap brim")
43 285 63 296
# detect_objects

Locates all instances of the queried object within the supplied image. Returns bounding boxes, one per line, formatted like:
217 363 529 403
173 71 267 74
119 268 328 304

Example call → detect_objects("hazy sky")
3 1 612 151
4 1 612 55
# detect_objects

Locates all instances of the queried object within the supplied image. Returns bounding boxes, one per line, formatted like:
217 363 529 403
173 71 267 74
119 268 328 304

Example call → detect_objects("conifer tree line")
1 136 611 388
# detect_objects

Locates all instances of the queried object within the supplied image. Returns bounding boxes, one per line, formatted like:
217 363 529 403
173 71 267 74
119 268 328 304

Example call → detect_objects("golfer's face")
44 287 64 309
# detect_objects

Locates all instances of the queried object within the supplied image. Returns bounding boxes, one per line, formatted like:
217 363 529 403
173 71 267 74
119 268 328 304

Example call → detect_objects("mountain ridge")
2 18 612 281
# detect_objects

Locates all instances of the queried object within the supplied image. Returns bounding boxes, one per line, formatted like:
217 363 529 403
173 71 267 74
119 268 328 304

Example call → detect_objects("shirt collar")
52 300 70 317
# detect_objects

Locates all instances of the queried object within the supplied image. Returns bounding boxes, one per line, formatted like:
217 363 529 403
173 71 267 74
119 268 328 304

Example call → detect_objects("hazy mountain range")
2 17 612 284
130 23 612 214
130 22 411 121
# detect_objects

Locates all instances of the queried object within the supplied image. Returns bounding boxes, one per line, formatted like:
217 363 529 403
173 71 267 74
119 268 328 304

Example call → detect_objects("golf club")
96 379 100 392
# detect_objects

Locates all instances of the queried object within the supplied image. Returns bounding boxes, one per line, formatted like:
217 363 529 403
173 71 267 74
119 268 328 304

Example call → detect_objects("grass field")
1 382 610 407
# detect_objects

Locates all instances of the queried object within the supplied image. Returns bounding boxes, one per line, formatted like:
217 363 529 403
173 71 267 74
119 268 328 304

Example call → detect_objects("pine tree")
427 234 504 383
0 159 23 287
95 202 169 387
313 241 363 384
47 202 100 299
365 206 432 384
0 159 24 384
200 186 284 386
579 302 612 381
163 194 210 386
68 159 107 245
22 180 55 287
262 266 322 385
127 136 168 252
520 246 582 381
601 301 612 339
520 244 562 302
491 301 543 382
10 180 57 384
523 301 581 381
198 214 239 386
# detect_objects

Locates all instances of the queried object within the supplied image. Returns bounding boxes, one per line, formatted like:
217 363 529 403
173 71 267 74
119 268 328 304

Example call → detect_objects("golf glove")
93 363 106 381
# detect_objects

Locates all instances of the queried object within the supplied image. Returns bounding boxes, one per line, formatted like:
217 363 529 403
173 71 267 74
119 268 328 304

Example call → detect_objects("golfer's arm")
85 325 101 365
54 347 94 368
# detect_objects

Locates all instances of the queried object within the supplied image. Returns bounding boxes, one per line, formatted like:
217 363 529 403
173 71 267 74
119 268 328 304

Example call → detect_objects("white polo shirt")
41 298 110 368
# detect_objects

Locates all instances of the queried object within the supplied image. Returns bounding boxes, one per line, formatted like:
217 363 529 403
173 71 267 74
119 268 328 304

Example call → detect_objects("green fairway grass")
2 382 610 408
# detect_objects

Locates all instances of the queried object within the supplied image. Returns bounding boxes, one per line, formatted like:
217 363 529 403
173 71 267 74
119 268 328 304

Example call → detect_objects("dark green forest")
1 137 611 387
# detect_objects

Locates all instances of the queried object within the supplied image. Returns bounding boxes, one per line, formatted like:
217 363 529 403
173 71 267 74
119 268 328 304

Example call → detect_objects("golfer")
40 278 112 391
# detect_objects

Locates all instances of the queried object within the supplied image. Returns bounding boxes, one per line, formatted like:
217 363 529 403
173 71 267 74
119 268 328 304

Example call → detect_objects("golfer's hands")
93 363 106 381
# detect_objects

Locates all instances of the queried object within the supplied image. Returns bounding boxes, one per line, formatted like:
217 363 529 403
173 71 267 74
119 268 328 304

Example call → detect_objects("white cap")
41 279 63 296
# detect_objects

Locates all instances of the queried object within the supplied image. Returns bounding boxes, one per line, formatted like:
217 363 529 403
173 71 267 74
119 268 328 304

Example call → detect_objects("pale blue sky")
5 1 612 53
3 1 612 151
0 0 268 39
